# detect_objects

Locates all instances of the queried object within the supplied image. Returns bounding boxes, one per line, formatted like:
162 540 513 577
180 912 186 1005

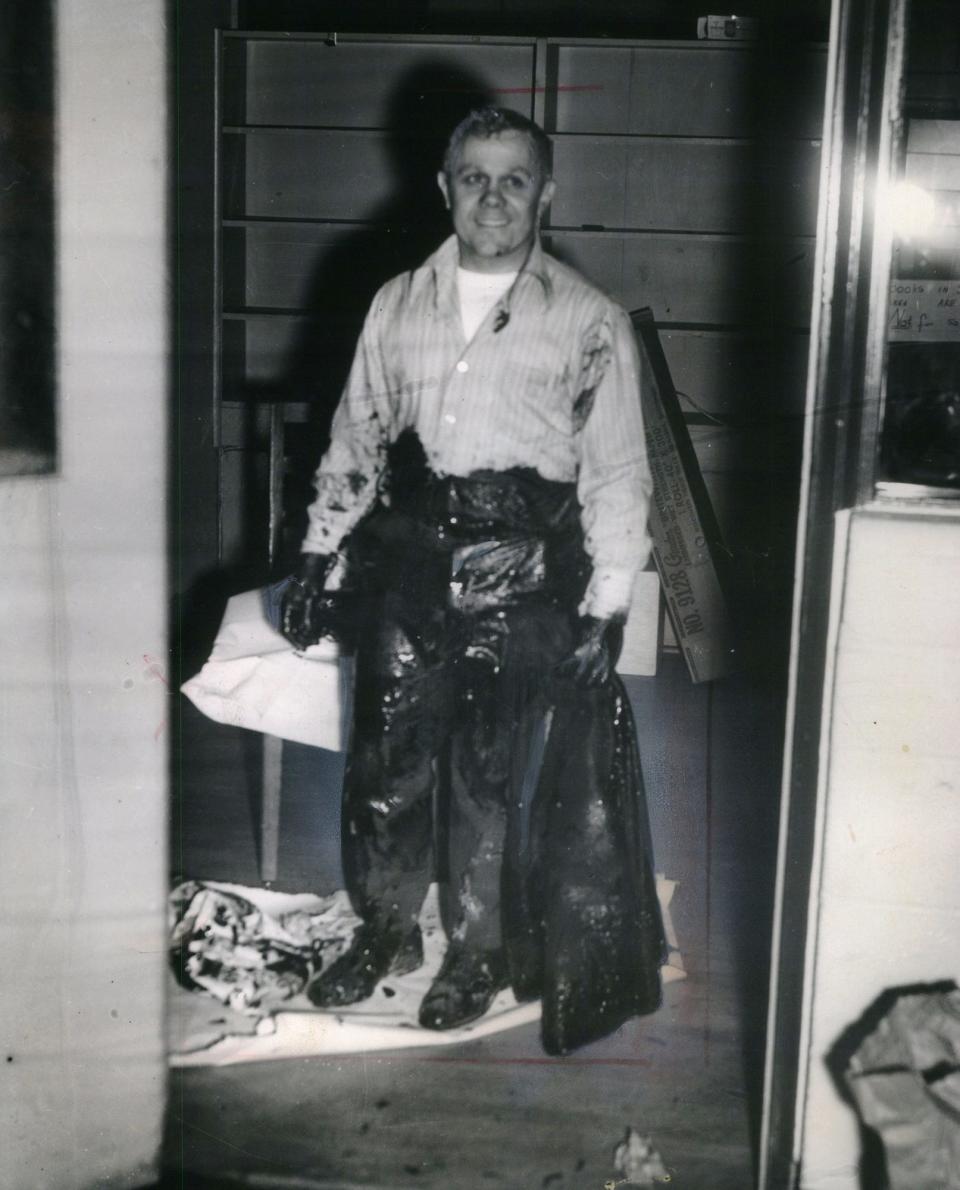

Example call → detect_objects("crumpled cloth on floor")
169 881 361 1012
168 878 684 1067
844 984 960 1189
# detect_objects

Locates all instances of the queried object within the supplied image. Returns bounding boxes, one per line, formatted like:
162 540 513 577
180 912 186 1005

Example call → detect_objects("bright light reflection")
888 180 937 239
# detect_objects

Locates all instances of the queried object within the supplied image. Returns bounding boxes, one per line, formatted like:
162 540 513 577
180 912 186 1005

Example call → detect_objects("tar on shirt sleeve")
302 235 652 619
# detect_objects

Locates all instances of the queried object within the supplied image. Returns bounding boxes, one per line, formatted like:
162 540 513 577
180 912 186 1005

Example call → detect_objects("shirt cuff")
581 566 637 620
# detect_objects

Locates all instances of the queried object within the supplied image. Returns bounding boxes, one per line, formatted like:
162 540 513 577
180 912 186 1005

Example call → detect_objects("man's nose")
479 183 505 206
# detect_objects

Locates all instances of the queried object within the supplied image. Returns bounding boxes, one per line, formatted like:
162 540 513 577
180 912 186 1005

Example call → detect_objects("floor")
161 654 783 1190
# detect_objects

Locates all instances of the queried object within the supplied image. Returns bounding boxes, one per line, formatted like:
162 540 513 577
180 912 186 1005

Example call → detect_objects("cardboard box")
632 309 736 683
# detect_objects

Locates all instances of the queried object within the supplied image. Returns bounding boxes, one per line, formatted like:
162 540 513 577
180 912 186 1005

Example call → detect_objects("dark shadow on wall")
286 62 496 399
178 59 497 667
271 61 497 568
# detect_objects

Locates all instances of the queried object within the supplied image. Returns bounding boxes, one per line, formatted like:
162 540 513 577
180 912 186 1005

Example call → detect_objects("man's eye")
506 176 528 189
462 174 484 186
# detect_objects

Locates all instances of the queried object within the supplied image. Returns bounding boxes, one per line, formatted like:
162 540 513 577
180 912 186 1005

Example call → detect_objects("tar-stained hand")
555 614 626 688
280 553 338 650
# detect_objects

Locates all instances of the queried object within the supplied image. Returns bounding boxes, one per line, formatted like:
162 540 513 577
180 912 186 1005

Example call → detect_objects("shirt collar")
427 234 554 313
519 236 553 301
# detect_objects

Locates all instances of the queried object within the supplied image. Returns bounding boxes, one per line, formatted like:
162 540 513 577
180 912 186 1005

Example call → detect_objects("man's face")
437 130 556 274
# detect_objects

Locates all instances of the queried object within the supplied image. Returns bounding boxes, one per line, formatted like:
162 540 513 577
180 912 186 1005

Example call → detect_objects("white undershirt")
456 267 518 342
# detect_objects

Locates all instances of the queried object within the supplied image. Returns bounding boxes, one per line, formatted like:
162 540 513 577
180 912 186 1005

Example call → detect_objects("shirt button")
456 360 469 373
444 413 457 425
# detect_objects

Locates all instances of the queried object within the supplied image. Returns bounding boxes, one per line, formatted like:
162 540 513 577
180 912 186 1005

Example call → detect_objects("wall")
236 0 832 41
207 35 823 607
797 506 960 1189
0 1 168 1187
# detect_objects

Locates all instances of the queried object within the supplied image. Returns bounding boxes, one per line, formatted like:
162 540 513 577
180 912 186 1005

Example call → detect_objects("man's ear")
437 171 451 210
538 178 557 214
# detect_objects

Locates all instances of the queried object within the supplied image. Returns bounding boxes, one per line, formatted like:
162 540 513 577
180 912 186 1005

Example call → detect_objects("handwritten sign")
888 280 960 341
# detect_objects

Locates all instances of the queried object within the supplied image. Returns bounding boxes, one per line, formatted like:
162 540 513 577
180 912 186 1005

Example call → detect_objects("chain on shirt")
302 235 652 618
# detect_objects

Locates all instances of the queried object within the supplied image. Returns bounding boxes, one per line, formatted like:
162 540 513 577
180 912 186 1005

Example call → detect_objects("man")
282 107 654 1033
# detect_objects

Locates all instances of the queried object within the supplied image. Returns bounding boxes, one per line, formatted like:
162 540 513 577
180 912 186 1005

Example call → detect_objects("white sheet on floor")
170 878 685 1067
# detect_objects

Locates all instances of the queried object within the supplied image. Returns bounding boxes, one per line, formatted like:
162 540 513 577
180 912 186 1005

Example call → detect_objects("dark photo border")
0 1 57 477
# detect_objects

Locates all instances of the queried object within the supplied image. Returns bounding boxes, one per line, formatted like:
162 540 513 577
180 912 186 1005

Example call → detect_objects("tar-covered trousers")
340 467 585 956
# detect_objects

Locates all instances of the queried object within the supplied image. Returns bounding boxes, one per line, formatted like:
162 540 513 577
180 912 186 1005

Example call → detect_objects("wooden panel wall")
232 39 536 125
541 41 823 637
543 232 816 327
216 33 825 633
905 0 960 121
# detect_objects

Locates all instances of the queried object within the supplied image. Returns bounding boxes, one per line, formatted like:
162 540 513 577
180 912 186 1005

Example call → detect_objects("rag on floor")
169 881 361 1013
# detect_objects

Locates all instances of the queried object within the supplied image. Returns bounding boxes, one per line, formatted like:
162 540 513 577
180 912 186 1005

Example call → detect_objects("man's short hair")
442 107 553 181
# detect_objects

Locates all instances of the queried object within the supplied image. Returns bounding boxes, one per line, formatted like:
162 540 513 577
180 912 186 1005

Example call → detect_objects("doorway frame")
759 0 909 1184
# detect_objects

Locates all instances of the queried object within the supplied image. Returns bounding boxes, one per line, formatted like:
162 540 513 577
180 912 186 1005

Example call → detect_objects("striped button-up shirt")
302 235 651 617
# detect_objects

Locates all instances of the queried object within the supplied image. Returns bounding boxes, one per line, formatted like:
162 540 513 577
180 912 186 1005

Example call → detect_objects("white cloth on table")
180 588 350 751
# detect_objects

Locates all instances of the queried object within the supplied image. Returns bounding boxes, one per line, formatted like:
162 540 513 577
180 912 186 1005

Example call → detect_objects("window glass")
878 4 960 494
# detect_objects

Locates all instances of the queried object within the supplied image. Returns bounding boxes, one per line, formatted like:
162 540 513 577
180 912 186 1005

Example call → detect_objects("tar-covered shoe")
418 945 508 1031
308 922 421 1007
392 923 424 976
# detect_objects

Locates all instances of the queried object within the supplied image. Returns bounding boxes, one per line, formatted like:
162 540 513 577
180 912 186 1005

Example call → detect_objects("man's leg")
419 603 570 1029
309 599 450 1006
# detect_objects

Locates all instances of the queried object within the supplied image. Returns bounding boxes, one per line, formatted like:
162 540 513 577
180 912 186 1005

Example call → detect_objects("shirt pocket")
508 359 573 439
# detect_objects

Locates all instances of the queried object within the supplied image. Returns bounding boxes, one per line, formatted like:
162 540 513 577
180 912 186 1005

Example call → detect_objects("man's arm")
301 289 400 557
282 290 399 648
554 305 651 688
574 305 653 620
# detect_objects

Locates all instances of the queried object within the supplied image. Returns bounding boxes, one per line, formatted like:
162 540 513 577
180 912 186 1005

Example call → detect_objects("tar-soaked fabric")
507 678 666 1055
340 448 663 1053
